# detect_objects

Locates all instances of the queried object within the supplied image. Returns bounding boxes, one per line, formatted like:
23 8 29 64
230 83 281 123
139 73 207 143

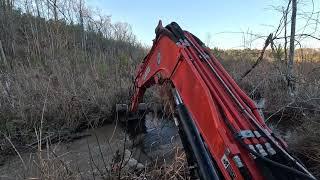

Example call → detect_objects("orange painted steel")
129 21 315 180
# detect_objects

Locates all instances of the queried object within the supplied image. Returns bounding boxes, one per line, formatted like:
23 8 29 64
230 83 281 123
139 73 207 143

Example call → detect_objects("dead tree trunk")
287 0 297 96
283 7 288 62
53 0 58 21
78 0 86 50
35 0 41 17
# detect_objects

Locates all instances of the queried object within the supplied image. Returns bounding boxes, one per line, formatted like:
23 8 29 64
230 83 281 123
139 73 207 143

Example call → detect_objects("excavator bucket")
115 103 165 136
115 103 148 121
115 103 148 136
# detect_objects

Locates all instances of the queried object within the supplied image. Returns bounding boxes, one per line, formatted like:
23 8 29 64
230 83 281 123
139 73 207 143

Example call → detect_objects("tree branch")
240 33 273 80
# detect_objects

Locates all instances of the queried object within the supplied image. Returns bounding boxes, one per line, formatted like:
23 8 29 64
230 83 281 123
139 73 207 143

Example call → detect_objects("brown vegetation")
0 0 145 159
0 0 320 179
215 48 320 177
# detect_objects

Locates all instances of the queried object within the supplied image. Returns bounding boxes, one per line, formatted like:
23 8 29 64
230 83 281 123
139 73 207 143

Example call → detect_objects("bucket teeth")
137 103 147 111
116 103 148 113
115 102 164 123
116 103 149 122
116 104 128 113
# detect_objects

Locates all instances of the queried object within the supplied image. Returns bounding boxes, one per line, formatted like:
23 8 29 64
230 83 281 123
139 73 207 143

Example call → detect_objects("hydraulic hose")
173 89 221 180
237 136 316 180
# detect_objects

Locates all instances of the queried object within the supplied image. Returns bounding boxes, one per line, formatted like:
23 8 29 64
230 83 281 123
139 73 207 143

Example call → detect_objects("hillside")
0 0 145 160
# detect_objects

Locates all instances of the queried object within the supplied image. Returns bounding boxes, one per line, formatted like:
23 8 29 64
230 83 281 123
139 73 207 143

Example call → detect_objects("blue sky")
88 0 319 49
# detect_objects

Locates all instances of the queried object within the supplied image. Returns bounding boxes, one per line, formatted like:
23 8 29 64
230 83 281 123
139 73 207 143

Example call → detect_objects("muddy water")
0 113 181 179
142 114 181 160
0 124 125 179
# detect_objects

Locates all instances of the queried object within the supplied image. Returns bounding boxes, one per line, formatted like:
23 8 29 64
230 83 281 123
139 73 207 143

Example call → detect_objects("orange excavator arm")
129 21 315 180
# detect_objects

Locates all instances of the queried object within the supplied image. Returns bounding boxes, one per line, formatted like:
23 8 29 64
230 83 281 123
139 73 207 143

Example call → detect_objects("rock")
126 158 144 170
136 163 144 170
132 133 146 146
124 149 131 161
132 147 150 165
127 158 138 168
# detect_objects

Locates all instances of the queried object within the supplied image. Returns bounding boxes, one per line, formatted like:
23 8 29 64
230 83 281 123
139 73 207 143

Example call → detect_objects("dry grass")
109 147 189 180
0 49 142 153
0 2 147 156
286 114 320 178
217 49 320 178
2 48 319 179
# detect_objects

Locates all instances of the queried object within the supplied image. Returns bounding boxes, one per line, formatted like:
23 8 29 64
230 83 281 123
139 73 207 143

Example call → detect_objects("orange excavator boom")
129 21 315 180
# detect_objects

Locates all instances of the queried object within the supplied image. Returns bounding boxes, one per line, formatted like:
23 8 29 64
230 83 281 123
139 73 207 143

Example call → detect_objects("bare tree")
205 32 212 48
287 0 297 96
53 0 58 21
35 0 41 17
283 6 288 62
